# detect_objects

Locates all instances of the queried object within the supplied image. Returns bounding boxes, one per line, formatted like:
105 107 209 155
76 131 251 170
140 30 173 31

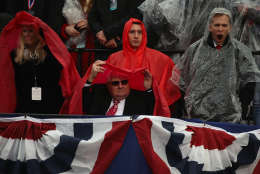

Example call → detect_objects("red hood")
121 18 147 70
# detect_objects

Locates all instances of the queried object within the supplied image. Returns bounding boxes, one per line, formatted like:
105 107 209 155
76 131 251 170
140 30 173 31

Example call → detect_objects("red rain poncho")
68 18 181 117
0 11 80 114
106 18 181 117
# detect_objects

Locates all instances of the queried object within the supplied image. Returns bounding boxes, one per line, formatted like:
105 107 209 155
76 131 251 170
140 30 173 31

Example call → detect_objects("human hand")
96 30 107 45
65 24 80 37
237 4 248 15
104 38 118 48
143 70 153 90
88 60 106 82
75 20 88 31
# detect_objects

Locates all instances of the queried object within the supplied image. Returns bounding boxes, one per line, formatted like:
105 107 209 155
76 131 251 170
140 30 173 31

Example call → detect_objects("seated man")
83 60 155 115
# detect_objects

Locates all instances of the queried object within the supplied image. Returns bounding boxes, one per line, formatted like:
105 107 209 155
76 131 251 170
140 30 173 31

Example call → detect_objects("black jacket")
88 0 144 40
11 47 64 114
83 84 155 116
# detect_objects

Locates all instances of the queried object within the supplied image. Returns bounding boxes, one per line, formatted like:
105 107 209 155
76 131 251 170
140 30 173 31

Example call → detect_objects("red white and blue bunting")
0 114 259 174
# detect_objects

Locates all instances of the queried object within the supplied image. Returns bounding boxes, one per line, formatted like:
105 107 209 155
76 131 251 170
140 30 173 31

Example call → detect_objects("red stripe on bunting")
253 160 260 174
0 120 56 140
133 118 171 174
91 120 131 174
186 126 236 150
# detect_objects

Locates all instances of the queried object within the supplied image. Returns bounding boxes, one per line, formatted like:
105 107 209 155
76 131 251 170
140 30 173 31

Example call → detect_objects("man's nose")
218 26 223 31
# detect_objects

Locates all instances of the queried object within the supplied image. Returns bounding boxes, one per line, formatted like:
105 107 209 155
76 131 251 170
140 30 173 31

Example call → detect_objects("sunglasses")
111 80 128 86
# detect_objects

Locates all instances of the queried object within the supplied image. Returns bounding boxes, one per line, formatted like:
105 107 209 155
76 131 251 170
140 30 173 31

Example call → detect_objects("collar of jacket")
207 33 229 49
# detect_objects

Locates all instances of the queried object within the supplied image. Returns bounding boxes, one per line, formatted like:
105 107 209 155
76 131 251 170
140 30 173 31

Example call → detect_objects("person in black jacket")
2 0 65 34
83 60 155 116
88 0 144 60
10 26 64 114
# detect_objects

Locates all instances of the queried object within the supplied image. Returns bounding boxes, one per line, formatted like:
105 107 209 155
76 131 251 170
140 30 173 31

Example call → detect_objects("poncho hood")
121 18 147 69
0 11 80 113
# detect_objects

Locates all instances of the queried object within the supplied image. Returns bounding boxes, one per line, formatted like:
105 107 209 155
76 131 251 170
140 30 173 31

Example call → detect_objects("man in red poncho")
106 18 181 117
68 18 180 117
0 11 80 114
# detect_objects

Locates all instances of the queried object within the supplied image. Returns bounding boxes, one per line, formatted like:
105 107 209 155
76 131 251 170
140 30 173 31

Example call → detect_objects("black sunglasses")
111 80 128 86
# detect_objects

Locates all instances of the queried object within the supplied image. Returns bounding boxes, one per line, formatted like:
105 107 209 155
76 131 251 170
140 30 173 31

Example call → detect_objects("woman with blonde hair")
11 25 65 114
14 26 46 65
0 11 80 114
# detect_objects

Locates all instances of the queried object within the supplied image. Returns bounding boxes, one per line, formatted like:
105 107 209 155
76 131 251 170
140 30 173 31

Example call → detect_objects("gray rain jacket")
176 8 260 123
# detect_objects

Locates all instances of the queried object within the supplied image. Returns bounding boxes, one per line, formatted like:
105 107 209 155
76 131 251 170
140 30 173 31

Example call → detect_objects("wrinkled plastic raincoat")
139 0 260 53
174 8 260 122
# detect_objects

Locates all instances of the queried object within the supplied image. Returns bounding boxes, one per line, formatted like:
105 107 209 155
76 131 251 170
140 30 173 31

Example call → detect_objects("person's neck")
215 41 224 46
130 45 139 51
132 47 137 51
113 95 128 101
25 44 37 52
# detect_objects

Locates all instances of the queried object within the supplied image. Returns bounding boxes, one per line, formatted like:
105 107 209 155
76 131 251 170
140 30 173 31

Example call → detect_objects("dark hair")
132 21 142 25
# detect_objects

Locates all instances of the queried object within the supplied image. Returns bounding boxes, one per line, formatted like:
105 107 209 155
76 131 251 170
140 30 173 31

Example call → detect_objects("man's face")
209 14 231 45
128 24 142 49
107 77 130 101
22 26 39 46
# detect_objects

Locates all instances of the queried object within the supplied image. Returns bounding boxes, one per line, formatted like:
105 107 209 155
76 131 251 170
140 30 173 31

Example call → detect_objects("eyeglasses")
110 80 128 86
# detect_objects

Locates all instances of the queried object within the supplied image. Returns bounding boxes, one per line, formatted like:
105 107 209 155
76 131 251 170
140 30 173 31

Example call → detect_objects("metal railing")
69 48 260 55
69 48 260 76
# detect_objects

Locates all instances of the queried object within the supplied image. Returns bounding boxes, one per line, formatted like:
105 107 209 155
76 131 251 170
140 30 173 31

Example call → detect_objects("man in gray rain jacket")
176 7 260 123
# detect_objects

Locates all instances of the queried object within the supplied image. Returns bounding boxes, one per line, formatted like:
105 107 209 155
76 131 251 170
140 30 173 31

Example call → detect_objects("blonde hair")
15 30 47 65
80 0 93 14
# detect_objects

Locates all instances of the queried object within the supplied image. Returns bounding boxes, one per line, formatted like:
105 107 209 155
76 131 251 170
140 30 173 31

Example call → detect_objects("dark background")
1 0 65 34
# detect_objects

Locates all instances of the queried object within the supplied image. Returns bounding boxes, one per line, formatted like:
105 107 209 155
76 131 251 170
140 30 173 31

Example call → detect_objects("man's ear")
228 25 232 33
208 24 212 32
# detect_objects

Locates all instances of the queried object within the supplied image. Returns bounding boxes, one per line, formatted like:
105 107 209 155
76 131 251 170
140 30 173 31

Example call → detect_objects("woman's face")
22 26 39 46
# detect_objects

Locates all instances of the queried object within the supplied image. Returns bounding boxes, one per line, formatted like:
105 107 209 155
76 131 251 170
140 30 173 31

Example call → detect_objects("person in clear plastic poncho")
233 1 260 125
139 0 259 53
173 7 260 123
139 0 235 51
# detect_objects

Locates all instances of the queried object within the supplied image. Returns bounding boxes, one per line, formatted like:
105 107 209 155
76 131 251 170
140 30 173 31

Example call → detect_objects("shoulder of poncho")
107 50 124 61
232 38 251 50
183 38 203 55
145 47 171 60
231 38 253 57
110 50 124 57
190 39 203 49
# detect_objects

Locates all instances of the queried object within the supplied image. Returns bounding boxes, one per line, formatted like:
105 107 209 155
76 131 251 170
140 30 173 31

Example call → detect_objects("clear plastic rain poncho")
139 0 260 55
232 0 260 66
171 8 260 123
139 0 233 50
